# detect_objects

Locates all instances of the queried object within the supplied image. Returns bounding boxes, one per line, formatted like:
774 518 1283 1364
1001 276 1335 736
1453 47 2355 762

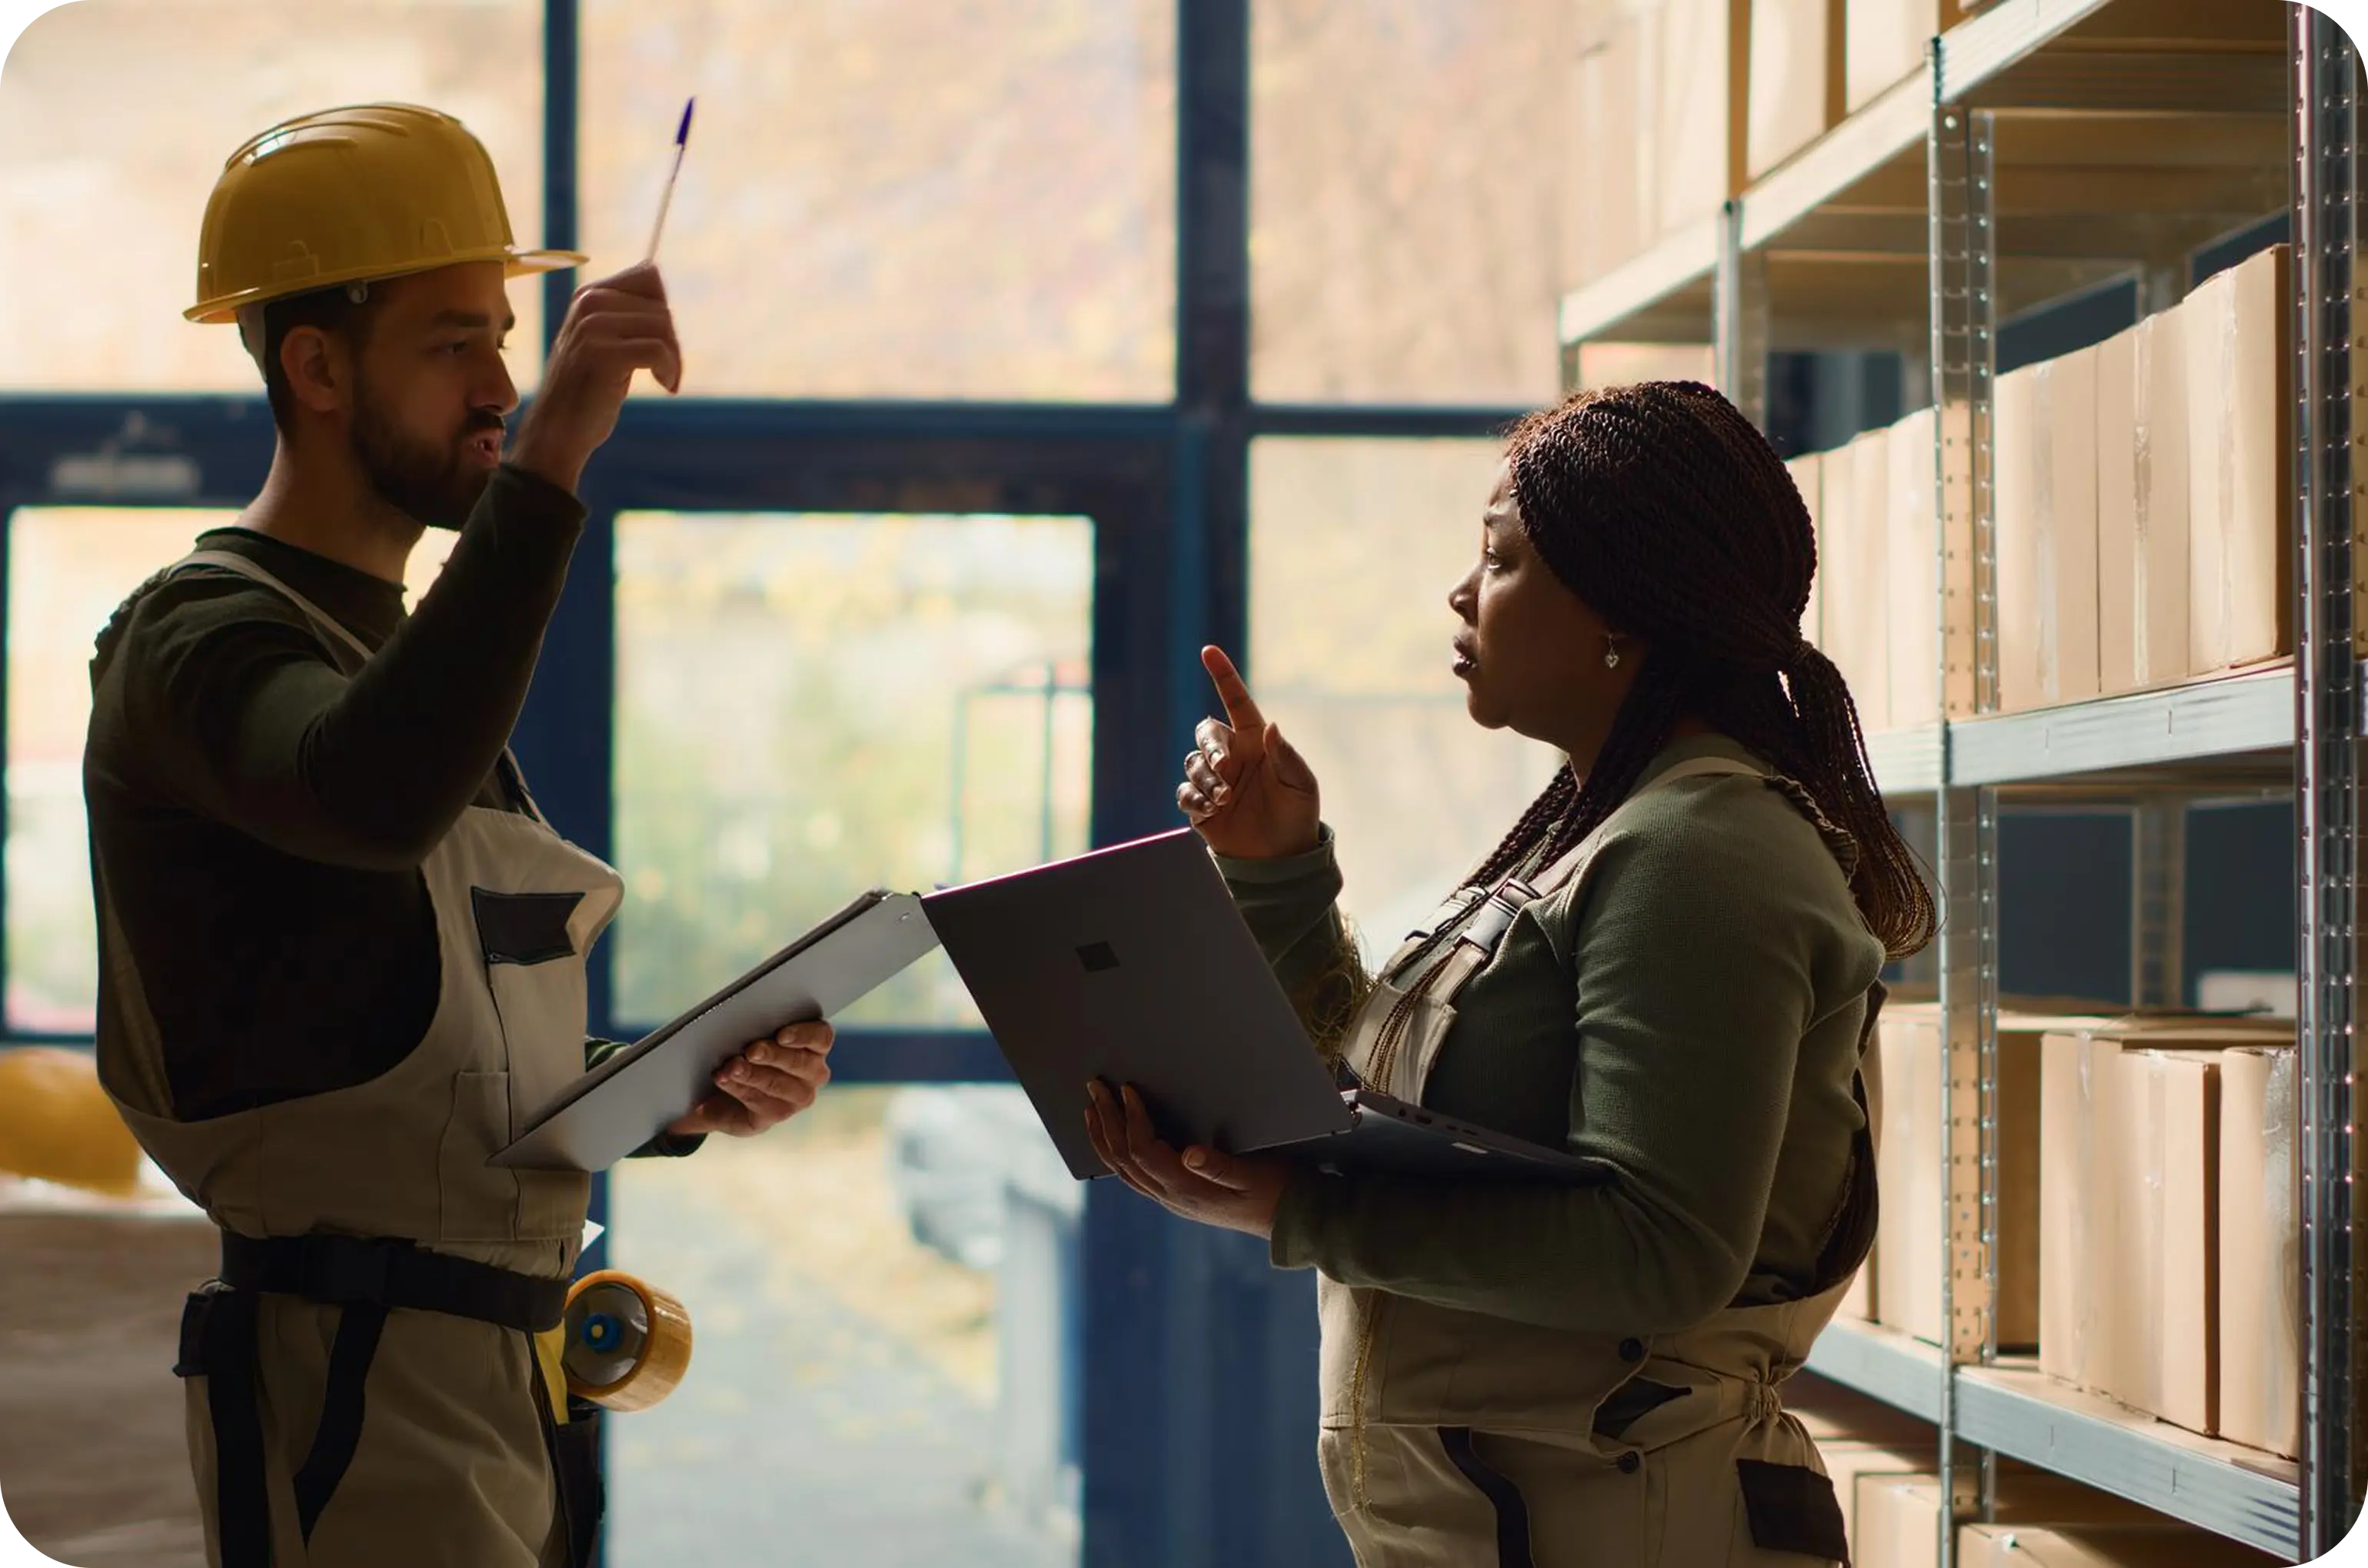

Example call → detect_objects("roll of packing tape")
563 1271 693 1412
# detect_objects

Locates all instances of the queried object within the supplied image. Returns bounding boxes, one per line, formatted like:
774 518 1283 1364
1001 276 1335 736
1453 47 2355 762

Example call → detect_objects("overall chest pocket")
473 890 585 968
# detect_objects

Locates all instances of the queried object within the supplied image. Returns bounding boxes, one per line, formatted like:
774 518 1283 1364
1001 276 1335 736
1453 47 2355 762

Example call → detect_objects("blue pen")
644 97 695 264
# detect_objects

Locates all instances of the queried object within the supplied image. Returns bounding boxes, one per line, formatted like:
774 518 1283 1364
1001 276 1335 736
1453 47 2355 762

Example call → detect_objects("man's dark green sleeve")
585 1038 706 1158
122 464 587 869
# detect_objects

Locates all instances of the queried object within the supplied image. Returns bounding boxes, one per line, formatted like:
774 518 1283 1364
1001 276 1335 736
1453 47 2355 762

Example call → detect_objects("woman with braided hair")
1085 380 1931 1566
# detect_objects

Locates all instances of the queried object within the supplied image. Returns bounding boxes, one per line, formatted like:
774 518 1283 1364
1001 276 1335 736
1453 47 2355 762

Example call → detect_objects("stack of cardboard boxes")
1855 1470 2174 1568
1993 245 2293 711
1789 408 1971 732
1565 0 1748 291
2037 1018 2300 1457
1791 244 2293 728
1857 1004 2299 1462
1566 1 1991 292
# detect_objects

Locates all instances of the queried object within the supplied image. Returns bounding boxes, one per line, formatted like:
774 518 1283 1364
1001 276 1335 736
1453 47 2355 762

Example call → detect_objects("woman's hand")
667 1022 832 1137
1177 646 1322 859
1083 1080 1292 1239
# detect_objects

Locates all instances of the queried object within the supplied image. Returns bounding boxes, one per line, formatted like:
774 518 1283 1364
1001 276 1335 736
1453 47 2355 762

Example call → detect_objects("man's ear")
279 325 352 418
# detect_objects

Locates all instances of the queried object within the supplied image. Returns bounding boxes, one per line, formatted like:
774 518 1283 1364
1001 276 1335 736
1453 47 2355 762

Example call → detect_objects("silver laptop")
922 829 1611 1186
495 891 940 1171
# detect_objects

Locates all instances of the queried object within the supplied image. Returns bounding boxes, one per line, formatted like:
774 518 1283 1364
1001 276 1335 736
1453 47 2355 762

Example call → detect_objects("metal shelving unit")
1871 663 2296 796
1563 3 2356 1562
1807 1318 2305 1556
1955 1362 2302 1556
1803 1315 1949 1424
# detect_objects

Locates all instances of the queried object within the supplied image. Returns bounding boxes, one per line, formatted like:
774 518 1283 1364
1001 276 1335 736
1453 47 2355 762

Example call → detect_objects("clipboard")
493 890 941 1172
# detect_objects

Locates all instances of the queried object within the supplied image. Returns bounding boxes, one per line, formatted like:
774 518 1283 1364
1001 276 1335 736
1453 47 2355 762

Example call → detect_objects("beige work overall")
102 552 621 1568
1320 756 1878 1567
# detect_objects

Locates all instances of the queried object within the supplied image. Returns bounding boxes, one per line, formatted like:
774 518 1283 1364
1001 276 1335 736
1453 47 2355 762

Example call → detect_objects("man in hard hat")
83 104 826 1567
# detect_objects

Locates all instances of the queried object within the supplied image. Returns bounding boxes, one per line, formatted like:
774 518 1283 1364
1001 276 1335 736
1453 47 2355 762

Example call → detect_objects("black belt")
173 1233 570 1566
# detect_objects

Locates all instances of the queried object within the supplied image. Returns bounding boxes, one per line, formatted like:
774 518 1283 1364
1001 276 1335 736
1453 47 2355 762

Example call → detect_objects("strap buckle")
173 1283 231 1379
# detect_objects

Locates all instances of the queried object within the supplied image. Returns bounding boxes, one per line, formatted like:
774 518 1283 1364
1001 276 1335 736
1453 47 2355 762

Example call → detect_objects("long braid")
1468 765 1578 888
1482 380 1936 960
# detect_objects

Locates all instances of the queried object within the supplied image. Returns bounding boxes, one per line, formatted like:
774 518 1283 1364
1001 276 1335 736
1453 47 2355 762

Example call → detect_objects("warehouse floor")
606 1092 1073 1568
0 1105 1074 1568
0 1206 213 1568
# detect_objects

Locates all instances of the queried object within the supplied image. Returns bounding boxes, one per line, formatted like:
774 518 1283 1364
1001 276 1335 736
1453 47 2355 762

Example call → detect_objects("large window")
1248 437 1559 948
1249 0 1571 406
579 0 1176 401
610 510 1095 1030
4 509 456 1034
608 507 1095 1560
0 0 547 394
0 10 1535 1560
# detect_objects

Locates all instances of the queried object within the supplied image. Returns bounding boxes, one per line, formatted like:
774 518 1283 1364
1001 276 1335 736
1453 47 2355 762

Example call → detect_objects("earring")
1603 639 1622 671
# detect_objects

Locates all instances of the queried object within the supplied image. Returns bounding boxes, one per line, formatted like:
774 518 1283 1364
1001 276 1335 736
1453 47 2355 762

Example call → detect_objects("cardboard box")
1789 451 1824 652
1854 1474 1947 1568
2036 1020 2290 1428
2040 1025 2101 1387
1997 349 2101 713
1824 429 1892 731
2218 1045 2299 1457
1997 364 2039 709
1748 0 1847 178
1563 16 1647 290
1873 1005 2048 1350
1652 0 1751 238
2094 313 2190 694
2134 308 2192 688
2096 326 2139 696
1858 1473 2168 1568
2049 350 2102 703
1820 1443 1934 1563
2037 1019 2288 1395
1844 0 1975 112
2186 244 2293 675
2097 1048 2219 1434
1957 1522 2283 1567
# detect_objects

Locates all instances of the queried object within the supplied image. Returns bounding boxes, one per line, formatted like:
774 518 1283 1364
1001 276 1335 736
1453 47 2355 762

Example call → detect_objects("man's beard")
351 383 497 532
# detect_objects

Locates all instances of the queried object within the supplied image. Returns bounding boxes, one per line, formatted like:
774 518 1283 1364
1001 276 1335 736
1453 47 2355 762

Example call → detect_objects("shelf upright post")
2292 5 2362 1553
2130 799 2187 1008
1930 98 2000 1568
1714 198 1770 428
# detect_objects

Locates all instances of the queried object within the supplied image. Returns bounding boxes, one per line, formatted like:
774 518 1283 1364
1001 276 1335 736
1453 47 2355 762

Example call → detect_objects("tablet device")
494 890 940 1171
922 830 1609 1185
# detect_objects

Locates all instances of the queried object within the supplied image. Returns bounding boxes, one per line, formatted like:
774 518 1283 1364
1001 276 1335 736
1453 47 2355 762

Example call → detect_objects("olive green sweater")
1219 736 1884 1336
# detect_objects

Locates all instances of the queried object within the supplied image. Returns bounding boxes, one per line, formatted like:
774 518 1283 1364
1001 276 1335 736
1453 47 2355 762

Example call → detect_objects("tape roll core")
562 1269 693 1412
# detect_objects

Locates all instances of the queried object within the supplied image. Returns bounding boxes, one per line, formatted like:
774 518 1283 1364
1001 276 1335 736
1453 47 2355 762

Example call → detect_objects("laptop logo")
1076 941 1120 973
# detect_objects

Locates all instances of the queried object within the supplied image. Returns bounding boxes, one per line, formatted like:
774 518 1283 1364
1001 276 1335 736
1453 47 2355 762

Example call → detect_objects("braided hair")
1472 380 1935 961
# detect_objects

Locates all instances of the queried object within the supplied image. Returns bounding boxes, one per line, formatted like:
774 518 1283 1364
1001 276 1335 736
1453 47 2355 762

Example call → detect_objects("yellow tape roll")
562 1270 693 1413
0 1048 142 1197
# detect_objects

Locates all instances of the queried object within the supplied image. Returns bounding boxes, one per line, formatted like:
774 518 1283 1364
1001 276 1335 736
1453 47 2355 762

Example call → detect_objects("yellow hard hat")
0 1047 143 1198
188 102 587 324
